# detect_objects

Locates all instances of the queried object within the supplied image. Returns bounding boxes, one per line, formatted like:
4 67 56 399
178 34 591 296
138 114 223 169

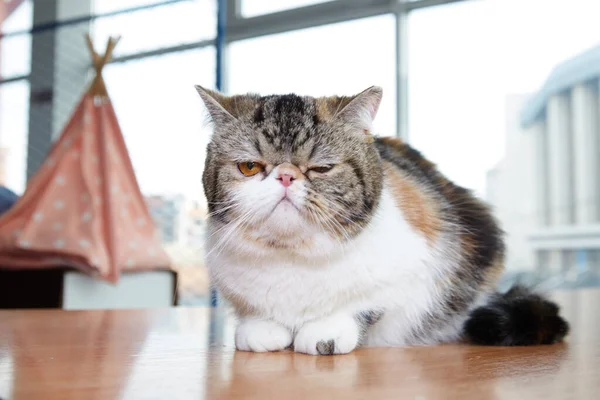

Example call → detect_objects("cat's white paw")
235 318 293 352
293 314 360 355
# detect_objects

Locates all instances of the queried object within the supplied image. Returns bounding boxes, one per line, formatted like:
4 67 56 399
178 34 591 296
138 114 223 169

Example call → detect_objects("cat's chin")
245 230 342 261
237 207 341 259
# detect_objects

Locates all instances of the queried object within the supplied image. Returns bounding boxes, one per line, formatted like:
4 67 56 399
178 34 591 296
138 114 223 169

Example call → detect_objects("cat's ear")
195 85 253 124
195 85 234 124
334 86 383 132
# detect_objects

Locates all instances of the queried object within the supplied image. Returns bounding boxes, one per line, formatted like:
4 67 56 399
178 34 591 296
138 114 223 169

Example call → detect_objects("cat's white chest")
207 189 436 333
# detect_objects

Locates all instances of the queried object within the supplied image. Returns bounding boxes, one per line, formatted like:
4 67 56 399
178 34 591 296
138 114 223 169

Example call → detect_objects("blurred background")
1 0 599 306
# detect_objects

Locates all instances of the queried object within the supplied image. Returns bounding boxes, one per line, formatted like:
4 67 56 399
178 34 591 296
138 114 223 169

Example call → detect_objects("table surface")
1 288 598 400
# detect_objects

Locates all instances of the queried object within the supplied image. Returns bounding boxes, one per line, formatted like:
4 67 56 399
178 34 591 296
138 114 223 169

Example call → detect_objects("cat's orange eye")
237 161 264 177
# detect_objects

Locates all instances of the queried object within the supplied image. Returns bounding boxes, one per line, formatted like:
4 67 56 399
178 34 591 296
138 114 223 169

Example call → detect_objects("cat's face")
197 86 384 258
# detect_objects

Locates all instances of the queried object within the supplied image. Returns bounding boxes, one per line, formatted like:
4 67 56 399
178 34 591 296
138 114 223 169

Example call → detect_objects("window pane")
241 0 334 18
229 15 396 135
93 0 217 57
0 0 33 78
103 48 216 305
409 0 600 285
0 81 29 194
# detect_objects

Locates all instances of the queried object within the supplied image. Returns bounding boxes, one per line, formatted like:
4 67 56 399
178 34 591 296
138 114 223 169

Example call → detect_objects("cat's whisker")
308 203 349 247
216 210 261 257
208 199 238 205
205 207 254 252
311 209 349 260
304 188 357 225
317 201 356 227
305 192 356 242
205 224 240 260
206 219 237 241
206 202 241 218
205 201 258 241
306 208 337 247
207 208 256 260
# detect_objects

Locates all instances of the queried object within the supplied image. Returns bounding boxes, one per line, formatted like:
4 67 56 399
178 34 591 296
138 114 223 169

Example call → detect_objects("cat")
195 85 569 355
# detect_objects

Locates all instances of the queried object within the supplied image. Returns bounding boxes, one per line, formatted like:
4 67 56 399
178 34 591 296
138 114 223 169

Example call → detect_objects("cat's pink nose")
276 163 301 187
278 173 294 187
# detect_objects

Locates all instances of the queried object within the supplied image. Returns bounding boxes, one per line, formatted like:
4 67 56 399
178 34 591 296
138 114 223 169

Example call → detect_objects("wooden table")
1 288 598 400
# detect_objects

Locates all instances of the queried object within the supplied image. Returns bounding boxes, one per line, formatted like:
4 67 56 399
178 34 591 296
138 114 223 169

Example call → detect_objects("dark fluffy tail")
463 285 569 346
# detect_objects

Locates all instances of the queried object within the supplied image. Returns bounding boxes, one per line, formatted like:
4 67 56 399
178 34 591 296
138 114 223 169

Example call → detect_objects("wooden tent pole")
84 33 120 99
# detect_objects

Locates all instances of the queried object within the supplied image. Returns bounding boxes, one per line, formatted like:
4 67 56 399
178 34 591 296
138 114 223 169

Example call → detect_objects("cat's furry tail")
463 285 569 346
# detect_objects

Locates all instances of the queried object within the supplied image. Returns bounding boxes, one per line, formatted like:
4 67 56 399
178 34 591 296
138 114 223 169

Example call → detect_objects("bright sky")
2 0 600 201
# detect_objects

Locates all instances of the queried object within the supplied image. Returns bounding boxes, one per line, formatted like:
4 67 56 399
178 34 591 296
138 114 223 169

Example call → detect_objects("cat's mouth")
278 197 299 210
272 196 300 213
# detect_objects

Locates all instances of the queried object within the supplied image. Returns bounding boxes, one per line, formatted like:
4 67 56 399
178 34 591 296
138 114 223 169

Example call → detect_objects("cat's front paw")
294 314 360 356
235 318 293 353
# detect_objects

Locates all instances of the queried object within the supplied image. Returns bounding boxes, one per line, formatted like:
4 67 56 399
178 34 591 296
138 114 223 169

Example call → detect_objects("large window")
4 0 598 300
229 15 397 135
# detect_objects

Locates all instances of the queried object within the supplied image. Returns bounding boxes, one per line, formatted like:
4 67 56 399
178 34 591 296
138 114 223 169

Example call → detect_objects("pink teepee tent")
0 35 171 283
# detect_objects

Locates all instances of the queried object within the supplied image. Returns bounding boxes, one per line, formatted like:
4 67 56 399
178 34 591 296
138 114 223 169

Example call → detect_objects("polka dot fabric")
0 95 171 282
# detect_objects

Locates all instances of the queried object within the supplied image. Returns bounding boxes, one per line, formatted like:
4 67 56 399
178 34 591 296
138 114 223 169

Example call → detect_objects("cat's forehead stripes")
248 94 365 159
253 94 314 122
251 94 320 154
253 93 355 123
